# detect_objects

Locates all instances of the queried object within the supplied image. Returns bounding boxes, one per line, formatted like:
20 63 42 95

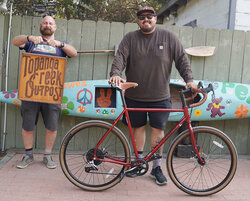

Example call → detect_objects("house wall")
163 0 230 30
235 0 250 31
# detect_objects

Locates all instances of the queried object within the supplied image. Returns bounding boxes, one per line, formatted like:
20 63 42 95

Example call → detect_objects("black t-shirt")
110 28 193 102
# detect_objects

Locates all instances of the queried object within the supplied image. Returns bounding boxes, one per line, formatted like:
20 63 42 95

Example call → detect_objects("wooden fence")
1 14 250 154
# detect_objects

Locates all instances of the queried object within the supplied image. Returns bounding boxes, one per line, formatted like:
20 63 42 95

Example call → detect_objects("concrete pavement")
0 152 250 201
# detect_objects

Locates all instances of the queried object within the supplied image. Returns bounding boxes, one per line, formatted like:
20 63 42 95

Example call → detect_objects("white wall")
235 0 250 31
163 0 230 30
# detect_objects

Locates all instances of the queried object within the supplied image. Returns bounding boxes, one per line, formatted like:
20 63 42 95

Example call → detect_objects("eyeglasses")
138 14 156 20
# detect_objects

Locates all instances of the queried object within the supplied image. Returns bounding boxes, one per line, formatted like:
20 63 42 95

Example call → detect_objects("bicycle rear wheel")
167 126 237 196
59 120 131 191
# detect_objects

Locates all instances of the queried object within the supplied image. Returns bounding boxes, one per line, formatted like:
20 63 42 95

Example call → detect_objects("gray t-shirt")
110 27 193 102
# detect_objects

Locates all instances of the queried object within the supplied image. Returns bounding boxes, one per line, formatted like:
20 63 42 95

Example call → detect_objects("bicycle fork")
186 120 205 165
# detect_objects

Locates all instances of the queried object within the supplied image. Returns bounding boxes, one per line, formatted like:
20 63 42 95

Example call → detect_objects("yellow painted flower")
235 104 248 118
194 109 202 117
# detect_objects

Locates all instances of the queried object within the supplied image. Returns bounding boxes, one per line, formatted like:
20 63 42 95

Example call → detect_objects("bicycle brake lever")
197 81 203 89
202 83 214 94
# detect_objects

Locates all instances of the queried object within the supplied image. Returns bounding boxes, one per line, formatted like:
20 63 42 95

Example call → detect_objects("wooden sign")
18 53 66 104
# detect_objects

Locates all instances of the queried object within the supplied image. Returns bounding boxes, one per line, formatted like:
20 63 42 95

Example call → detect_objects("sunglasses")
138 14 156 20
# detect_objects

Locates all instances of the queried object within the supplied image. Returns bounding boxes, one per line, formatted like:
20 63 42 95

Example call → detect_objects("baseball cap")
137 6 156 16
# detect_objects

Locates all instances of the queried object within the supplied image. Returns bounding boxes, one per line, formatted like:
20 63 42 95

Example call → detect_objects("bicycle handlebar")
182 82 214 108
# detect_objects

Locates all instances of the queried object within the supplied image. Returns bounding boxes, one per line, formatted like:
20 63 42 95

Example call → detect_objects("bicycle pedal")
148 154 162 162
85 166 98 172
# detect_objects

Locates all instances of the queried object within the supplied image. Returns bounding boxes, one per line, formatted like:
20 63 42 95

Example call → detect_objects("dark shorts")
122 97 172 130
21 101 61 131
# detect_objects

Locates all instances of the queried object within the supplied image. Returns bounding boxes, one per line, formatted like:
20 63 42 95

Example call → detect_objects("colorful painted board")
1 79 250 121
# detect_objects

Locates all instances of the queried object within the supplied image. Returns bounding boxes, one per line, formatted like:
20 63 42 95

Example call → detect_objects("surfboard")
0 79 249 121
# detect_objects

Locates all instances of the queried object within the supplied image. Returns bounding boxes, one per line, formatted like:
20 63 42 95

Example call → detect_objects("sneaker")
16 155 34 169
43 156 56 169
150 166 167 185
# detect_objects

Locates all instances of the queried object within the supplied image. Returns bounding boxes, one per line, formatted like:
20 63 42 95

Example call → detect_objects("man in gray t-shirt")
109 6 196 185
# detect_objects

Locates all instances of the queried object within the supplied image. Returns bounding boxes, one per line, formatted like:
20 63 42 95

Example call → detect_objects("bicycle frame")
93 88 205 167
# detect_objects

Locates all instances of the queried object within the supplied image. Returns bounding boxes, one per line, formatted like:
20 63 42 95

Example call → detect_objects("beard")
140 21 155 33
40 27 53 36
140 26 154 33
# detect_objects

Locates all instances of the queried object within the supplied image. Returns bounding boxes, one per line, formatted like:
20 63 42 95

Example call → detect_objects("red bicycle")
59 82 237 196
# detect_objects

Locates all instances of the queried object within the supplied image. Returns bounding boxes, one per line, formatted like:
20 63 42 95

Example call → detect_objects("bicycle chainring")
131 159 149 176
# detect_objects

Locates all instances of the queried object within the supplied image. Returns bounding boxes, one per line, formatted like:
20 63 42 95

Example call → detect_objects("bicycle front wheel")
167 126 237 196
59 120 131 191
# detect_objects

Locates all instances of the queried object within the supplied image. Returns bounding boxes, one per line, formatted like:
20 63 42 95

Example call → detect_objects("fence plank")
229 30 245 83
190 28 206 80
5 16 22 148
107 22 124 79
176 26 193 80
55 18 67 41
242 31 250 84
93 21 110 80
225 119 249 154
248 122 250 154
9 16 23 148
124 22 138 35
11 16 32 148
31 17 41 36
79 20 96 80
217 29 233 82
165 25 181 79
0 15 5 89
0 15 5 148
203 29 220 81
64 19 81 82
241 31 250 154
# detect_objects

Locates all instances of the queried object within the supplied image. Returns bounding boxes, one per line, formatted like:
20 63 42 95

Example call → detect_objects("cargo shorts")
21 101 61 131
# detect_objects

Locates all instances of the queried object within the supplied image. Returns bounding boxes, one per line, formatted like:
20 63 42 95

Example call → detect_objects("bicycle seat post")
119 88 127 108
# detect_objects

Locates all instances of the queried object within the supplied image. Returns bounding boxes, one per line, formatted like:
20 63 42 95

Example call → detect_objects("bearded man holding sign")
12 15 77 169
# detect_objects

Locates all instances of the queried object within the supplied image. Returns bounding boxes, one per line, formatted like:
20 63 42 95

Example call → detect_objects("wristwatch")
60 41 65 48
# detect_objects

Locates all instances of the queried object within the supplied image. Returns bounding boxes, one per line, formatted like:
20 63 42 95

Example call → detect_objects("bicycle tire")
59 120 131 191
167 126 237 196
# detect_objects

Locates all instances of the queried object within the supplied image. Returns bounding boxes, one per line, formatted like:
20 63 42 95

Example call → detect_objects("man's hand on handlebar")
109 76 126 86
185 82 197 89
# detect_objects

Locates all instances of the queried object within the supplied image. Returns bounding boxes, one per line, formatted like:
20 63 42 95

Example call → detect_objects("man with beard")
12 15 77 169
109 6 196 185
